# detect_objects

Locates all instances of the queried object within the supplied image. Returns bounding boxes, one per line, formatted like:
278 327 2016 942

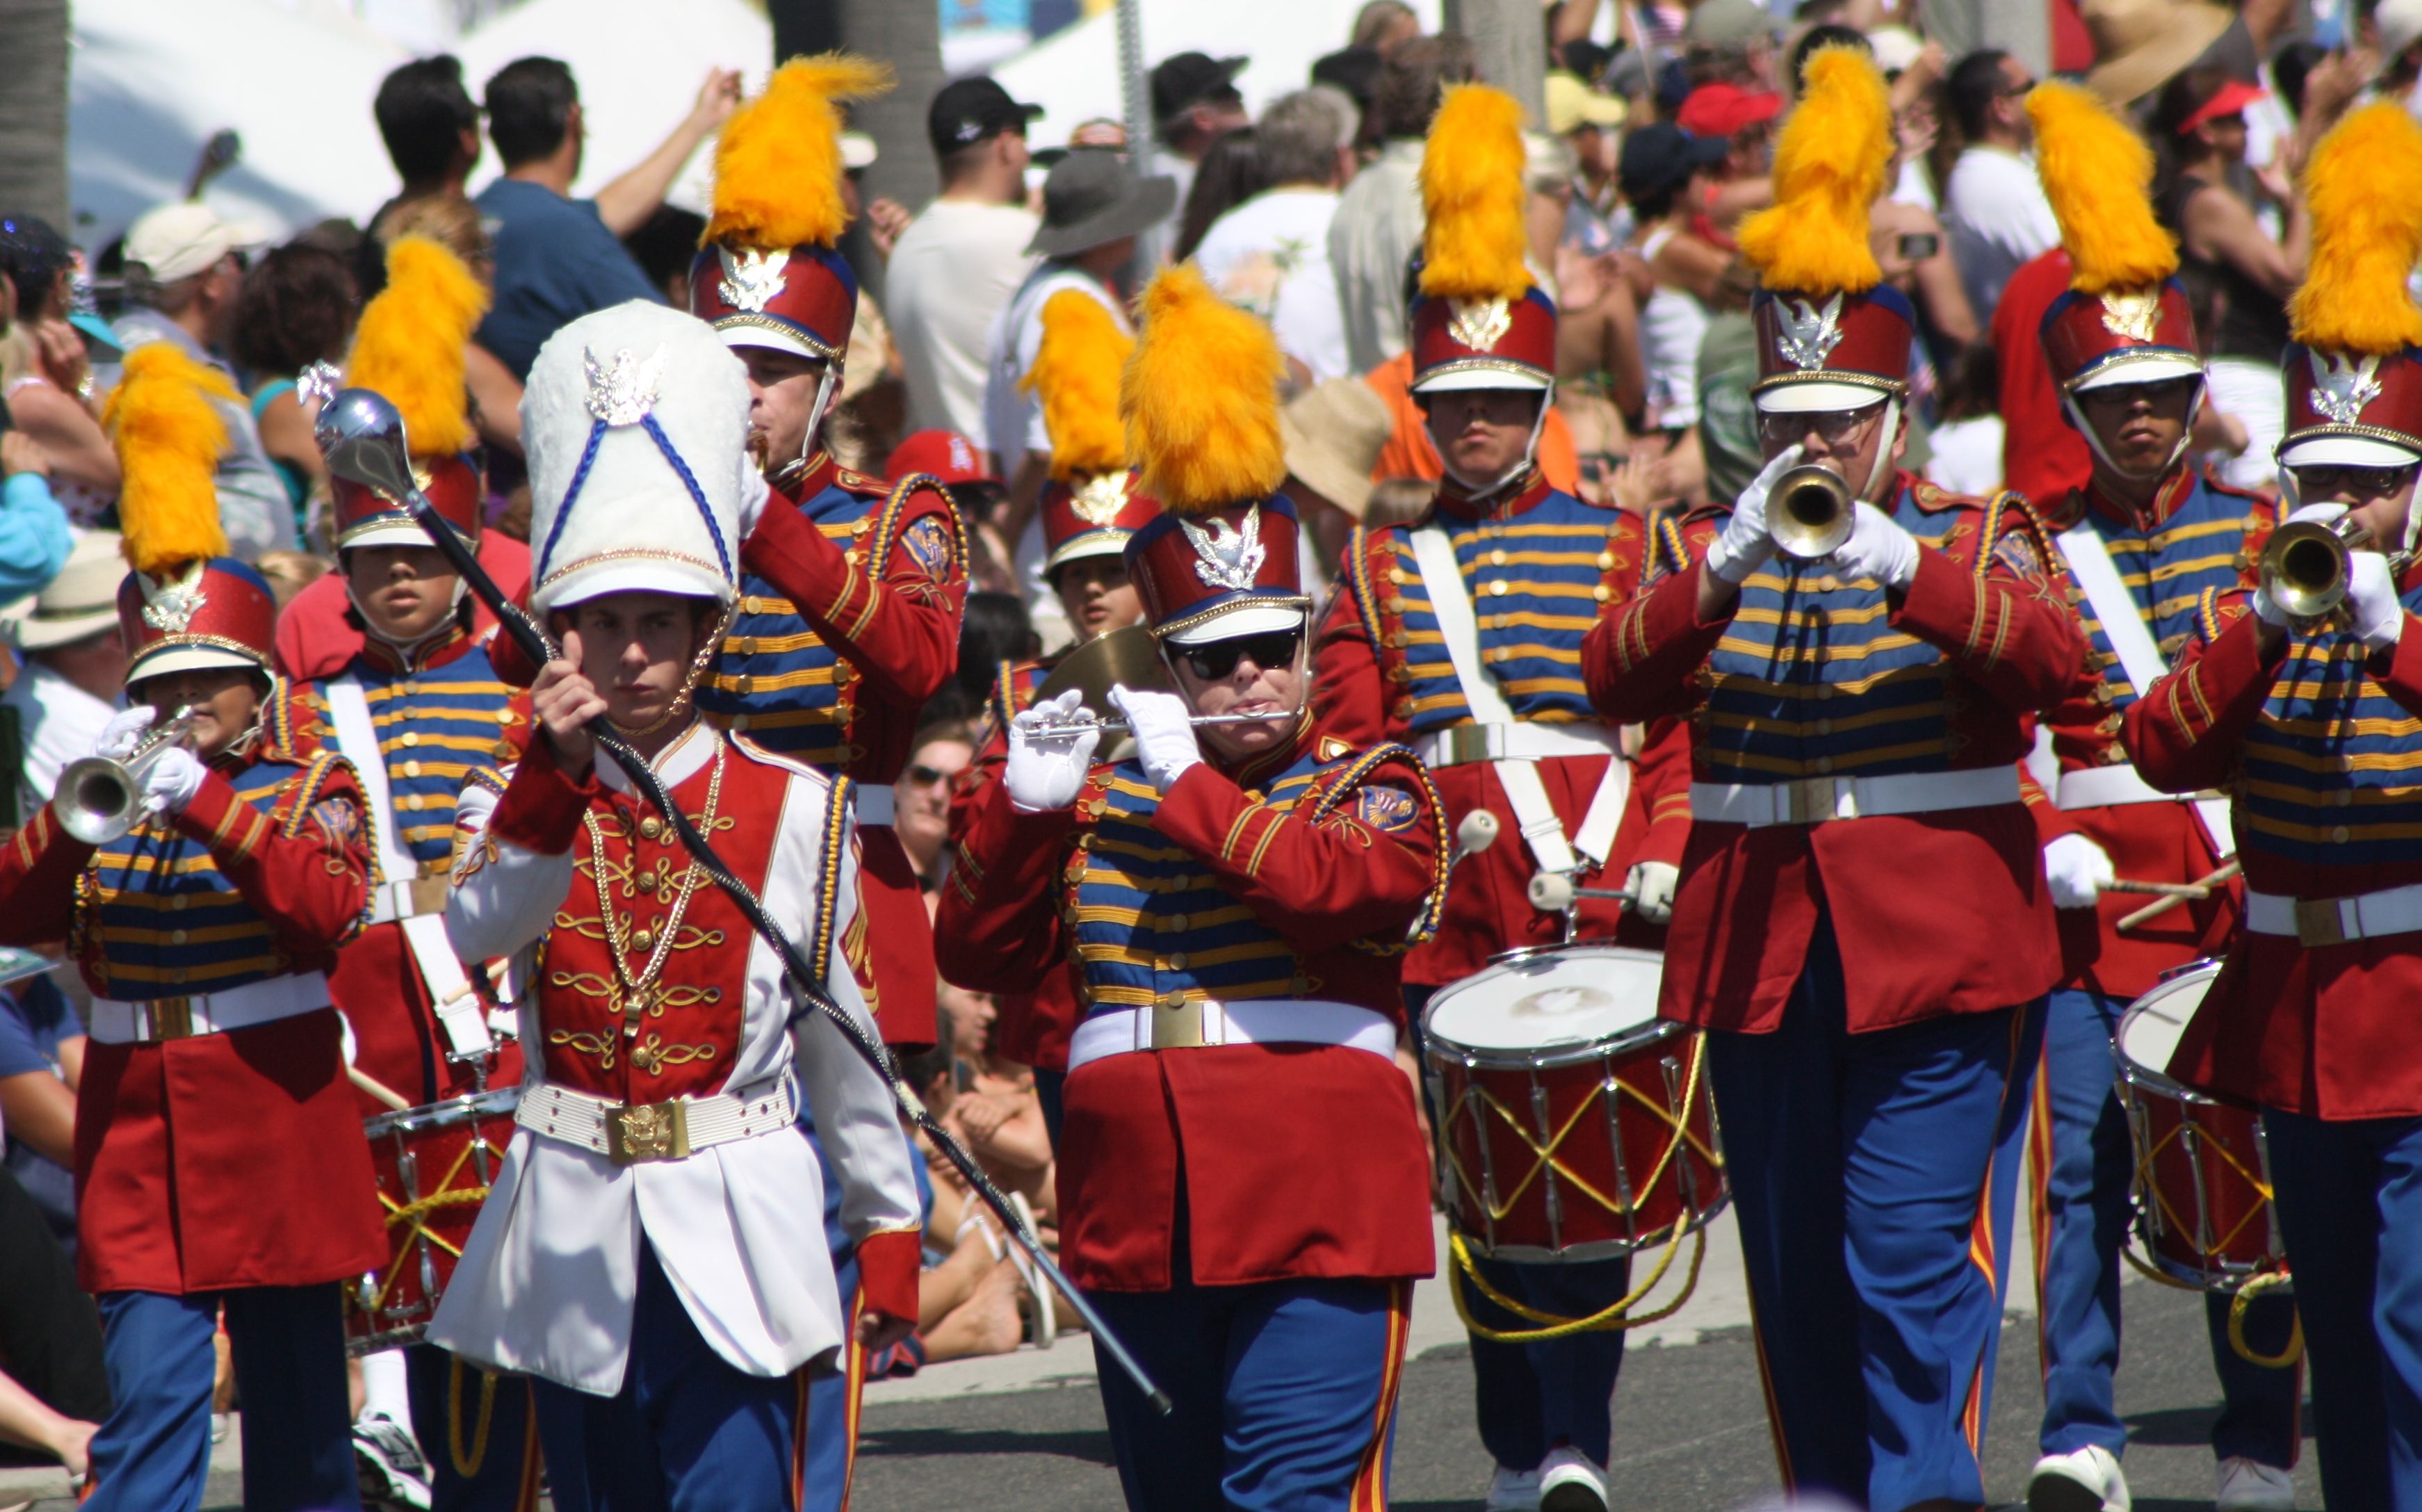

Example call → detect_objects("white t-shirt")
886 200 1041 439
1923 416 2006 498
3 660 120 822
1191 188 1351 382
1942 146 2059 326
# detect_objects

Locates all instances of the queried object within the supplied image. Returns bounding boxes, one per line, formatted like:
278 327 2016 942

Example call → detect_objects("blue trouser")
1087 1222 1411 1512
2261 1107 2422 1508
1405 982 1632 1471
407 1342 539 1512
2032 986 2301 1465
87 1283 360 1512
532 1242 815 1512
1706 913 2041 1512
1036 1066 1066 1150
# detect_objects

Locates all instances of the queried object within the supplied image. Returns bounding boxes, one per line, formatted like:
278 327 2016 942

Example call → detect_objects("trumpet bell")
1769 464 1856 561
55 755 145 846
2259 519 2357 622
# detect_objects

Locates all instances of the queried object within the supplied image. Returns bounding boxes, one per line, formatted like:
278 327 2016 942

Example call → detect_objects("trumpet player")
2003 83 2299 1512
0 345 382 1512
2122 104 2422 1508
1580 50 2086 1509
1306 84 1689 1512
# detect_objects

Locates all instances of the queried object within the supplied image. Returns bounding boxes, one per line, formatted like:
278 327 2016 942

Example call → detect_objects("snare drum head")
2118 964 2219 1087
1425 945 1664 1055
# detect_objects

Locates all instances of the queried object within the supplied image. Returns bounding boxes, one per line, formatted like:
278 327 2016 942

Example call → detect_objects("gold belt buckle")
606 1100 691 1164
1786 777 1839 826
141 998 194 1043
2295 897 2350 948
406 875 452 918
1149 993 1208 1050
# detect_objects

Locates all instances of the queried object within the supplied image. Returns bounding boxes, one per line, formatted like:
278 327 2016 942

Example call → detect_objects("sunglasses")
2077 375 2200 411
1756 400 1886 447
1178 631 1301 681
2291 464 2420 499
902 762 954 788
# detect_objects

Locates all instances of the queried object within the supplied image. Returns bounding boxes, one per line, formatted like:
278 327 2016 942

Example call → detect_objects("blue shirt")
0 474 72 603
474 177 665 380
0 972 81 1248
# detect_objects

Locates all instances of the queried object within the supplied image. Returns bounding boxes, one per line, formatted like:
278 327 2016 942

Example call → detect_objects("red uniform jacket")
1582 472 2084 1033
936 727 1440 1290
272 532 534 683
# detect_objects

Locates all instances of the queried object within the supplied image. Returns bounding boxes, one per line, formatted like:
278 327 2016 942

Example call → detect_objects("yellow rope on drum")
2225 1269 2304 1369
1444 1220 1707 1344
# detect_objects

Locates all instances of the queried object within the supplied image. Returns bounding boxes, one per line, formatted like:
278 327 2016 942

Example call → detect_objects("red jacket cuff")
1889 544 1973 644
856 1227 923 1325
173 767 273 863
741 496 850 618
489 737 601 855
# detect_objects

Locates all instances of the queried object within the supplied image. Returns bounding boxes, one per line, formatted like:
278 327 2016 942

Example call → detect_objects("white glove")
95 704 158 761
1705 445 1802 585
2043 832 2117 910
1625 861 1679 924
1005 689 1098 813
141 745 207 820
1109 684 1202 795
2347 550 2406 651
2253 502 2349 628
1830 501 1921 590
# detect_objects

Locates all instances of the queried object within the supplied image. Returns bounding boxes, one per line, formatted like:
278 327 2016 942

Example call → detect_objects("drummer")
2122 102 2422 1508
936 265 1444 1512
1306 83 1690 1511
0 345 384 1511
946 288 1155 1144
1579 49 2083 1508
302 235 539 1511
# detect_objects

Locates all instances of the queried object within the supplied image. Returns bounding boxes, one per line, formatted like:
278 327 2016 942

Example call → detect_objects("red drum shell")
344 1085 520 1355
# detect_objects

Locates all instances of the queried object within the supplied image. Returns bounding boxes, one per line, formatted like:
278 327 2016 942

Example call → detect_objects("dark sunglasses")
1178 631 1301 681
2291 463 2420 499
1756 400 1886 446
903 762 953 788
2077 375 2200 411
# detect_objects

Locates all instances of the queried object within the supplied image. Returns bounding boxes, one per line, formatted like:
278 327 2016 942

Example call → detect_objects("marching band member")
429 302 923 1508
0 344 382 1512
1580 49 2084 1509
951 287 1155 1141
2010 83 2298 1512
305 236 540 1511
1306 83 1689 1512
936 266 1445 1512
2123 103 2422 1509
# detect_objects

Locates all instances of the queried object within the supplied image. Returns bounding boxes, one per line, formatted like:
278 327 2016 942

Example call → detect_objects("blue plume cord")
533 418 608 585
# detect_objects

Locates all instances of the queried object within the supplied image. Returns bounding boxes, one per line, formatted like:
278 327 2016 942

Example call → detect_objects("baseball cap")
2174 78 2267 135
840 131 877 172
886 430 998 487
2381 0 2422 65
1151 52 1247 124
1676 81 1784 137
927 76 1044 158
1684 0 1782 47
1545 72 1628 134
124 202 265 285
1618 123 1730 203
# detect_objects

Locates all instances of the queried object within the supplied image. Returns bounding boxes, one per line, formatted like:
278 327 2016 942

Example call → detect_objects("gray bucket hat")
1027 149 1178 257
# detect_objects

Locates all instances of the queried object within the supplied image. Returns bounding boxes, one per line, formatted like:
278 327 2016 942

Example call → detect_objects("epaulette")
1906 478 1981 514
832 468 892 496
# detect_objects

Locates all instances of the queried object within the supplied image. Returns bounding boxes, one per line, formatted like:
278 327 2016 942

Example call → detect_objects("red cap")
2176 79 2267 136
884 430 997 487
117 557 281 684
329 453 482 551
1676 83 1783 138
1041 471 1160 573
687 243 859 364
1408 285 1560 392
2038 281 2203 393
1125 496 1310 644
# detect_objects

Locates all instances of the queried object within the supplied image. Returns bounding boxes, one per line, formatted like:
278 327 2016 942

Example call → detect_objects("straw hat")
1 531 126 650
2082 0 2234 108
1278 379 1394 519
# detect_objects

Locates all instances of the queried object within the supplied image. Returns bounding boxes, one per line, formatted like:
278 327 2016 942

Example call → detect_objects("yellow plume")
346 235 487 457
2026 81 2175 295
101 344 234 578
1123 265 1285 515
1736 47 1889 295
704 55 893 251
1023 290 1134 480
1419 84 1531 303
2289 101 2422 355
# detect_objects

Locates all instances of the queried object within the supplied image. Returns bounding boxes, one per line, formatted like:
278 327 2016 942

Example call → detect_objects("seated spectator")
0 216 117 523
897 719 976 893
472 57 740 378
0 530 124 822
1193 88 1360 384
225 243 359 542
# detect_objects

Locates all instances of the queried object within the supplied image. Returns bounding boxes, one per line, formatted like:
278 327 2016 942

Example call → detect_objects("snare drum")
2115 964 2286 1292
345 1084 520 1355
1422 944 1726 1263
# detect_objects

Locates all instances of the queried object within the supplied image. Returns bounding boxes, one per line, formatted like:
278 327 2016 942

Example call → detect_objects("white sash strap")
516 1075 798 1162
2245 884 2422 947
1412 721 1622 766
1689 767 2020 827
1067 999 1397 1073
2054 523 2236 856
90 972 332 1044
325 676 490 1059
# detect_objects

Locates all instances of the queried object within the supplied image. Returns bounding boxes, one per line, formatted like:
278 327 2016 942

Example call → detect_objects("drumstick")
348 1065 414 1113
2102 879 2214 897
2117 861 2242 932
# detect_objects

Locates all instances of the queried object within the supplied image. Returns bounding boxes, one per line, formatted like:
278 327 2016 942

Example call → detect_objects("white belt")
2055 765 2237 858
90 971 333 1044
855 786 895 827
516 1075 798 1164
1413 721 1620 768
1067 998 1397 1073
2245 885 2422 948
366 875 451 927
1690 767 2020 827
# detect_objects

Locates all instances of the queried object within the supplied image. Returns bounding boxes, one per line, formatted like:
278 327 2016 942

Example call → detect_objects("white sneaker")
2027 1445 2131 1512
1538 1445 1610 1512
2216 1457 2296 1511
1483 1465 1543 1512
352 1410 433 1512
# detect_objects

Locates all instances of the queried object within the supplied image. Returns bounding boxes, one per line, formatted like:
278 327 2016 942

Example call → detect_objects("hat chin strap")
2061 380 2204 486
1860 399 1903 504
343 566 471 660
1440 382 1557 504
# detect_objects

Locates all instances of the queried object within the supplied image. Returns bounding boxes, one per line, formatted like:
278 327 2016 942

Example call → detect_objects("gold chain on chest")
562 747 726 1072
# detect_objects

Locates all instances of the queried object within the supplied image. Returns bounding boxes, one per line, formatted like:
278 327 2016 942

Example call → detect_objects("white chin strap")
341 559 471 657
1441 382 1557 503
796 366 841 475
2061 379 2205 484
1860 399 1903 503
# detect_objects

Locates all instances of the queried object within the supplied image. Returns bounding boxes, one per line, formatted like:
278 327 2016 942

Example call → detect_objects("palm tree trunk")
0 0 71 228
837 0 943 218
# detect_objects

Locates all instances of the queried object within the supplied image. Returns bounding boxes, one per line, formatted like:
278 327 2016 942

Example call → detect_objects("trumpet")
1768 464 1856 560
2257 515 2412 623
1025 708 1294 738
55 708 202 845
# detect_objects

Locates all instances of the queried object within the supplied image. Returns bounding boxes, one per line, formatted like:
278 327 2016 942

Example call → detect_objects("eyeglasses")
1178 631 1301 681
2291 464 2420 499
2001 76 2039 98
1756 400 1886 447
2077 376 2200 411
902 763 955 788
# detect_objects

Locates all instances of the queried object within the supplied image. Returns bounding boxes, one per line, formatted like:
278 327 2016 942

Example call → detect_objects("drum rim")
1424 941 1674 1067
364 1082 524 1139
2116 963 2252 1109
1446 1192 1732 1263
